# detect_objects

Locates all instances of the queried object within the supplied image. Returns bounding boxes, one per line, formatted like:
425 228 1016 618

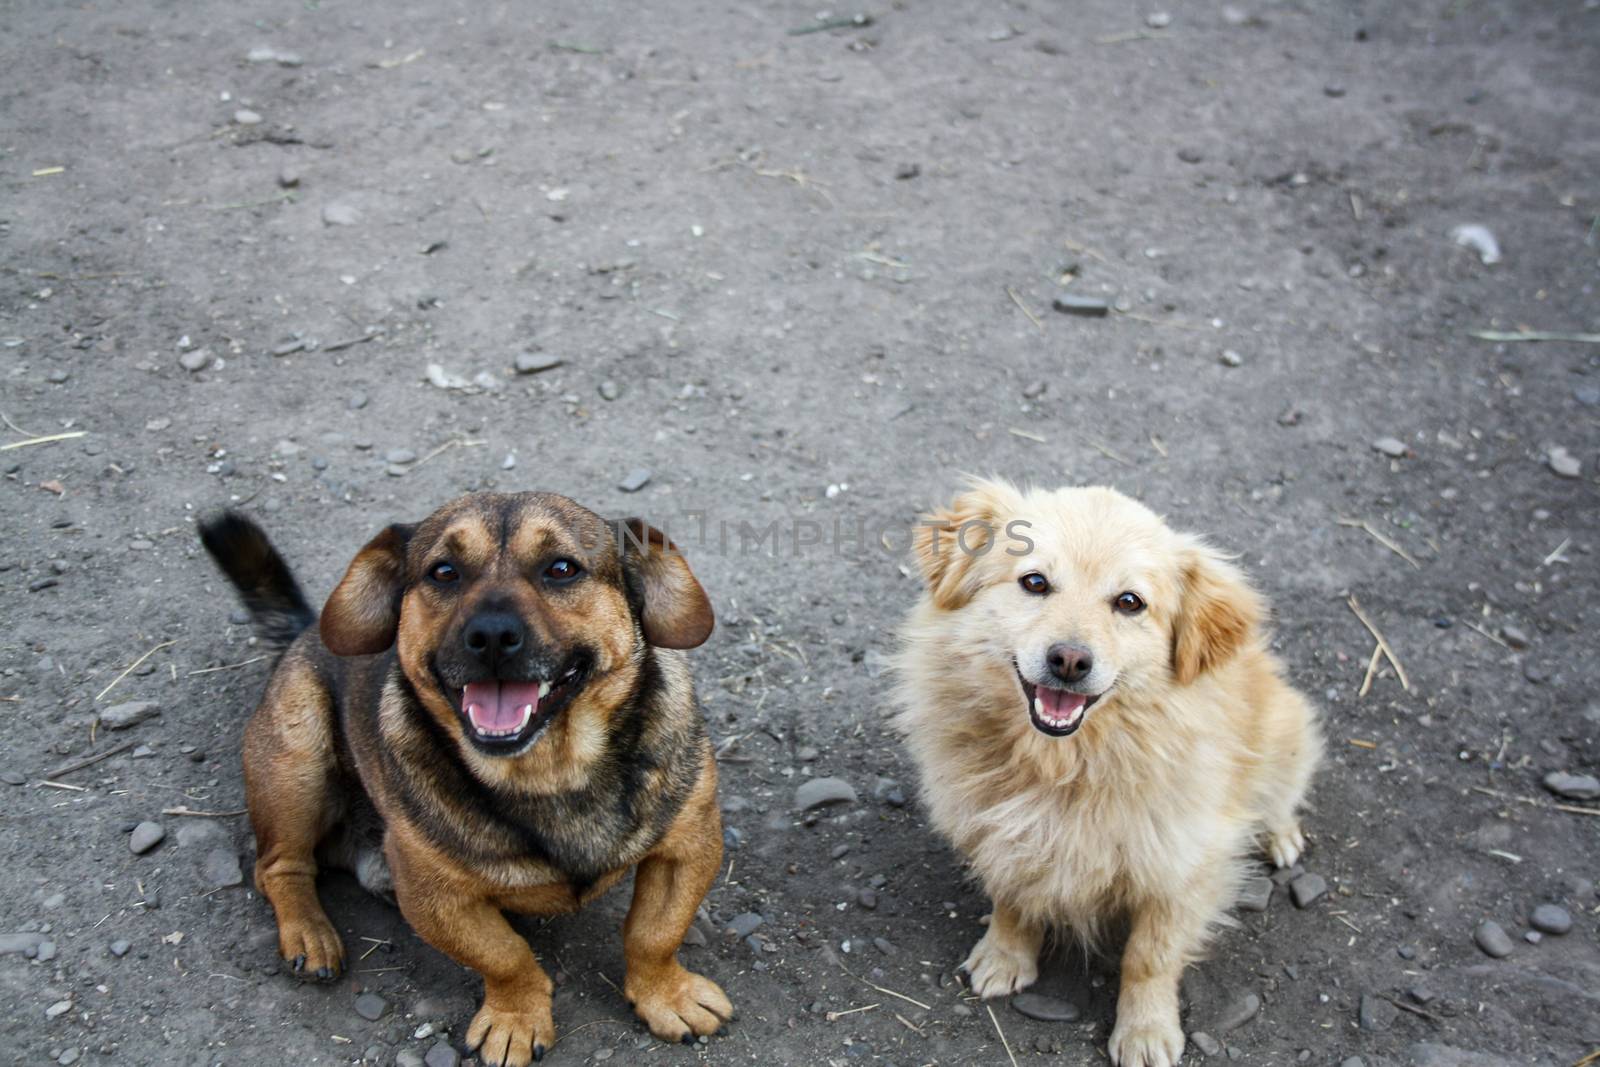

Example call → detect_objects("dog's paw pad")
1267 823 1306 869
961 932 1039 999
1108 1016 1185 1067
627 966 732 1042
466 999 555 1067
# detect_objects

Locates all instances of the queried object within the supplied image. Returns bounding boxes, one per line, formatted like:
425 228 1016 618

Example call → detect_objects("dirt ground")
3 0 1598 1064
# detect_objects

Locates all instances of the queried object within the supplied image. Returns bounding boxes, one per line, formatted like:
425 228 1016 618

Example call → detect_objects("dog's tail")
199 511 315 653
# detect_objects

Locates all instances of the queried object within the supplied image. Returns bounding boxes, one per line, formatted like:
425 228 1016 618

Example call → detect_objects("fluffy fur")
893 480 1323 1067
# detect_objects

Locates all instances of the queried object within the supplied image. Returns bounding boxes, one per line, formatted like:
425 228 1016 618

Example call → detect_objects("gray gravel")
128 821 166 854
1529 903 1571 935
794 777 857 811
1473 919 1514 958
1009 993 1080 1022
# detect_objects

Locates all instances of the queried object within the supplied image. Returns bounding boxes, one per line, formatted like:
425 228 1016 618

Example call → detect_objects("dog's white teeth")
1033 696 1043 716
518 704 534 728
538 680 551 698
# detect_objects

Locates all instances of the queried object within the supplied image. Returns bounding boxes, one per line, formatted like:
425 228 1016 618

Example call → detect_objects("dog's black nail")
292 954 305 972
532 1045 546 1062
317 966 331 980
681 1034 695 1046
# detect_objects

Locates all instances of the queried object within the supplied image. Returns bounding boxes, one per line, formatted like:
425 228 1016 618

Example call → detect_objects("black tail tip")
198 510 267 560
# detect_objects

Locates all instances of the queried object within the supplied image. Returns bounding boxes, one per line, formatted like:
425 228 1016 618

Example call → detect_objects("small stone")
513 352 563 374
1543 771 1600 801
59 1049 80 1066
100 701 160 730
795 777 857 811
1237 877 1272 912
1397 944 1416 960
598 379 621 401
872 937 895 955
1219 349 1243 367
322 202 360 227
1289 873 1326 908
1372 436 1407 458
129 821 166 854
109 939 130 957
617 468 652 493
1214 992 1259 1032
681 924 707 948
234 108 263 126
724 913 763 939
1145 11 1172 28
347 392 369 411
354 992 388 1021
247 46 304 67
1010 993 1080 1022
1529 904 1571 935
0 769 24 786
45 999 72 1020
36 940 57 961
1191 1032 1222 1056
1499 625 1530 649
1341 1059 1366 1067
1357 993 1395 1031
1474 919 1513 958
0 932 45 956
384 448 417 465
858 888 878 910
278 167 302 189
1574 385 1600 407
1525 929 1543 944
722 826 743 850
1051 293 1109 317
201 848 244 887
178 349 212 372
1324 83 1347 97
423 1044 459 1067
1178 148 1203 164
46 369 69 383
1022 380 1047 399
396 1052 426 1067
593 1050 614 1062
894 162 920 180
1548 447 1582 479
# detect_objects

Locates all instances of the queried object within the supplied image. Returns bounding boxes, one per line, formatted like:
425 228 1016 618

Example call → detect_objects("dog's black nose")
462 611 525 665
1046 643 1093 684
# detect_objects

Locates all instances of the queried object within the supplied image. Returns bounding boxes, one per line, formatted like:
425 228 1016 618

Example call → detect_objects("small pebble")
1145 11 1172 28
598 380 621 401
1543 771 1600 800
1474 919 1513 958
1499 625 1530 649
794 777 857 811
109 939 131 958
129 821 166 855
423 1044 459 1067
384 448 417 465
1529 903 1571 935
1324 83 1346 97
1548 447 1581 479
322 202 360 227
234 108 263 125
1237 876 1272 912
617 468 652 493
1010 993 1079 1022
1219 349 1243 367
1214 992 1259 1032
100 701 160 730
1051 293 1109 317
1191 1032 1222 1056
1372 436 1407 458
1289 872 1326 908
354 991 388 1021
1357 993 1395 1031
514 352 563 374
179 349 212 373
724 913 763 939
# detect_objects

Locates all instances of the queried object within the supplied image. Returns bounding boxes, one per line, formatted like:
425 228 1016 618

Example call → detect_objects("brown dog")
201 491 732 1066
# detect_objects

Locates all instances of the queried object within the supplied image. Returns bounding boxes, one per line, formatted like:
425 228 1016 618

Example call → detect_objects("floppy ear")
1171 543 1263 684
618 518 714 650
912 480 1021 611
320 524 415 656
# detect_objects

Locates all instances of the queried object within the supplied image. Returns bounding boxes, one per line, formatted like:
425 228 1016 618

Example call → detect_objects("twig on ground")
1090 440 1132 466
1096 29 1170 44
1337 517 1421 569
1542 538 1571 567
188 656 267 676
751 166 834 205
162 807 248 817
1 411 41 437
322 332 378 353
1007 428 1046 443
836 959 932 1011
985 1003 1020 1067
96 640 177 701
1149 435 1167 457
1358 645 1383 698
1381 994 1441 1023
46 739 137 779
413 437 486 469
893 1011 924 1034
0 430 86 451
1468 330 1600 344
1469 786 1600 818
1347 597 1410 691
825 1004 878 1022
787 13 873 35
1006 287 1043 332
1463 621 1511 651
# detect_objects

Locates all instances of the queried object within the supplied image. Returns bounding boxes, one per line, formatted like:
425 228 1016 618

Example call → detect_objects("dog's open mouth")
1015 666 1101 738
456 659 588 752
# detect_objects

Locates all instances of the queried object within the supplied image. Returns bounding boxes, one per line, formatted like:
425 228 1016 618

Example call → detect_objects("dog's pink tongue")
463 681 542 732
1040 688 1088 719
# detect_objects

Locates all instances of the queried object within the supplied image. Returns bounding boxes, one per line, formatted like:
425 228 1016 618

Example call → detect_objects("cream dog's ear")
912 479 1024 611
1171 541 1263 684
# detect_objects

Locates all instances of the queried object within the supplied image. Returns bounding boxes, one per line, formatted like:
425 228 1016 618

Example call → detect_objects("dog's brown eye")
429 562 459 584
544 558 580 581
1019 572 1050 596
1115 591 1146 614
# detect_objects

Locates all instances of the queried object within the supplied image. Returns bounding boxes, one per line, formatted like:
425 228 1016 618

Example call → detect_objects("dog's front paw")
466 995 556 1067
1108 1003 1185 1067
961 928 1039 999
276 911 345 981
626 964 733 1043
1267 821 1306 869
